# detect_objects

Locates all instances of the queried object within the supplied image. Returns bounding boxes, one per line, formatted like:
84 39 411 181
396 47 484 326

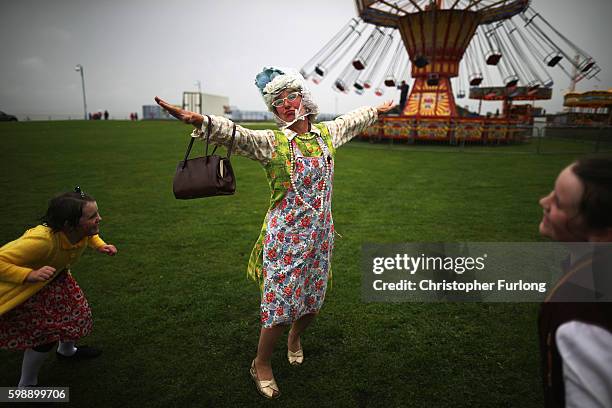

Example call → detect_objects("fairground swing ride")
301 0 601 143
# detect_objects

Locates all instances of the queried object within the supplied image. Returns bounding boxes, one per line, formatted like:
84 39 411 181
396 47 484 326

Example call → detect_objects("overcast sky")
1 0 610 119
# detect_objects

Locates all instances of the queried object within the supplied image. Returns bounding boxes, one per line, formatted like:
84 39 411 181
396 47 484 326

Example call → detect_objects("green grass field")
0 120 591 407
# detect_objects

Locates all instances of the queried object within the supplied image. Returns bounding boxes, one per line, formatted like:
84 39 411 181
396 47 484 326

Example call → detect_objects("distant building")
144 93 337 123
223 105 337 122
143 92 229 120
142 105 173 120
224 106 274 122
203 93 230 116
183 92 229 116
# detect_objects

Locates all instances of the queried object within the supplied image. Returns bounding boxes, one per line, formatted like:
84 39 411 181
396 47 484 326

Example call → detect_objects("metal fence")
357 123 612 155
538 126 612 153
9 113 135 121
5 113 610 155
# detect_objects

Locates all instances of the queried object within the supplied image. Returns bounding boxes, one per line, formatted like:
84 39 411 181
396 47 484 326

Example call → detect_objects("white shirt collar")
282 124 321 141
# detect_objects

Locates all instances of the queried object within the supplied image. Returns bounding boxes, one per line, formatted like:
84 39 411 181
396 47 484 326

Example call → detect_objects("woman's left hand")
376 100 394 114
97 244 118 256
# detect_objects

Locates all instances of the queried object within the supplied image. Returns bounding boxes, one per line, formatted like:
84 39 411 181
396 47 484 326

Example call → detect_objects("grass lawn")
0 120 587 407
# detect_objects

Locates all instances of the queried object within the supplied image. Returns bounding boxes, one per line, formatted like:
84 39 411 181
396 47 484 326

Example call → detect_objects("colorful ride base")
562 89 612 126
360 116 529 144
564 90 612 112
358 84 551 143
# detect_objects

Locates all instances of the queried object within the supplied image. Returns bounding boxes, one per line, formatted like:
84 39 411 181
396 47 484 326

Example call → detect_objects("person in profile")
0 188 117 387
104 110 109 120
537 155 612 407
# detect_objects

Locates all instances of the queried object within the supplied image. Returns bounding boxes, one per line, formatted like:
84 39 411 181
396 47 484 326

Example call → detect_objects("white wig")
255 67 319 128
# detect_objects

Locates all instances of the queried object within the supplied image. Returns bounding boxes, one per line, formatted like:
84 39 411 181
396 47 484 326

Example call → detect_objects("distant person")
0 188 117 387
134 112 138 121
129 112 134 121
155 66 392 399
104 110 109 120
88 113 92 120
538 155 612 407
398 80 409 114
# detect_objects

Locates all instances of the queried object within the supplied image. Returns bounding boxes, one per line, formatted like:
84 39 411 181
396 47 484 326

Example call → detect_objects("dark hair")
41 190 96 232
572 155 612 230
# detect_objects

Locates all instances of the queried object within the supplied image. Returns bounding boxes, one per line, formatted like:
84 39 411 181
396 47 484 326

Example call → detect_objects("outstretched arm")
155 96 275 163
324 100 394 149
155 96 204 127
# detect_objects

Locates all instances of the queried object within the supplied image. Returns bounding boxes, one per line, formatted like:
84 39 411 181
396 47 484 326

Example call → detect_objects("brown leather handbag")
173 115 236 199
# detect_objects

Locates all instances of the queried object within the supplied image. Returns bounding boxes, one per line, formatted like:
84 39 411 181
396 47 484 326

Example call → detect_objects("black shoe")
56 345 102 361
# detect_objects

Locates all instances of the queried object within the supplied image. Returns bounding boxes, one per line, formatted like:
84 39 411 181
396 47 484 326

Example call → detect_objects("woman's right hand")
154 96 204 127
25 266 56 283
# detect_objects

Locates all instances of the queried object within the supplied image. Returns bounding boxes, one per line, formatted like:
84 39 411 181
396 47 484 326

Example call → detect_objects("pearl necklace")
296 133 317 141
288 136 331 215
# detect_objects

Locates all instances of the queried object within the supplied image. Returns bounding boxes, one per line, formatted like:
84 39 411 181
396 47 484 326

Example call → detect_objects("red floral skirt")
0 272 93 351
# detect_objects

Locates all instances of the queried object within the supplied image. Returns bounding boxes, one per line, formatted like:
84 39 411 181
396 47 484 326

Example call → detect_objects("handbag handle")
209 117 237 159
181 116 213 169
181 116 236 168
204 115 213 156
204 116 237 159
227 123 236 159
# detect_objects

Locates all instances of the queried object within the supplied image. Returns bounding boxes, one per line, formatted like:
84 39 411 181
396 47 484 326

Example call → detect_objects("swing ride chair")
301 0 600 144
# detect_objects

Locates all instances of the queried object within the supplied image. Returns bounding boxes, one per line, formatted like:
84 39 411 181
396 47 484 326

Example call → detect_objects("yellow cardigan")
0 225 106 315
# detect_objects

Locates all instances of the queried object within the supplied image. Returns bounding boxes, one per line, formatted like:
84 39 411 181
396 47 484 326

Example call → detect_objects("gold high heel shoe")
287 348 304 365
250 360 280 399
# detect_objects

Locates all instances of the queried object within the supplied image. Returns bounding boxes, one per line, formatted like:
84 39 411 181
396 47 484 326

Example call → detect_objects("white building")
183 92 229 116
143 92 229 120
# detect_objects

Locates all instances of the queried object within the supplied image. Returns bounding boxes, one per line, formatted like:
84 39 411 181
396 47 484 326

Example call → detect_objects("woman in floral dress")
155 67 392 399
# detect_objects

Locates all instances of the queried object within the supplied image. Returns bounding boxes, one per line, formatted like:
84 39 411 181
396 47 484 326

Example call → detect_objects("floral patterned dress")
260 137 334 327
190 106 378 328
0 272 93 350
